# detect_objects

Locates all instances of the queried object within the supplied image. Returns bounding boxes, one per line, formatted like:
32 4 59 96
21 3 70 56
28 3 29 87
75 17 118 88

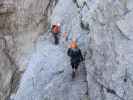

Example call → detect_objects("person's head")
52 23 61 33
69 40 78 49
52 23 60 27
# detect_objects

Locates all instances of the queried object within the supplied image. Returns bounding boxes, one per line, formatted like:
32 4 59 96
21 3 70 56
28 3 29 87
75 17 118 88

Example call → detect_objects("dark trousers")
71 63 79 70
53 33 59 45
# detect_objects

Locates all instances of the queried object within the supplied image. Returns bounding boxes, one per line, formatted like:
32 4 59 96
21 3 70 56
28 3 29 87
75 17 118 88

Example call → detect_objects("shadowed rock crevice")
0 36 22 100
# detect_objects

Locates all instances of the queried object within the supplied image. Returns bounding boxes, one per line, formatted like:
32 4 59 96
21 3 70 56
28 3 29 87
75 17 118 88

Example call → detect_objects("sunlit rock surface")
0 0 133 100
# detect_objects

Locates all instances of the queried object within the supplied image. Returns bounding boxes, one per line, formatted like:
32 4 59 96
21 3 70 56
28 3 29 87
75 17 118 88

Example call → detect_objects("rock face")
0 0 133 100
0 0 55 99
10 0 57 71
79 0 133 100
0 51 13 100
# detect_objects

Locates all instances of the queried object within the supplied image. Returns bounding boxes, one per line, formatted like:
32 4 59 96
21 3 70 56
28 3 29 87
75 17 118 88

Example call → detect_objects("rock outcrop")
0 0 133 100
79 0 133 100
0 0 56 99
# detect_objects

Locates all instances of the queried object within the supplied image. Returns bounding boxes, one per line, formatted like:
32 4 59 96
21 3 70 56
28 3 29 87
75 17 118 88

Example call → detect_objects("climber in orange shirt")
51 23 61 45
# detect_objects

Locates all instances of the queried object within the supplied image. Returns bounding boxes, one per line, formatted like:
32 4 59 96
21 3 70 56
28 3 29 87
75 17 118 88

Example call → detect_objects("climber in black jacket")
67 40 84 78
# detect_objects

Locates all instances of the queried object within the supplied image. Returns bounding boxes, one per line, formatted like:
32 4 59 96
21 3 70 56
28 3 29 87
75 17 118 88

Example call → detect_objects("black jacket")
67 48 83 64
